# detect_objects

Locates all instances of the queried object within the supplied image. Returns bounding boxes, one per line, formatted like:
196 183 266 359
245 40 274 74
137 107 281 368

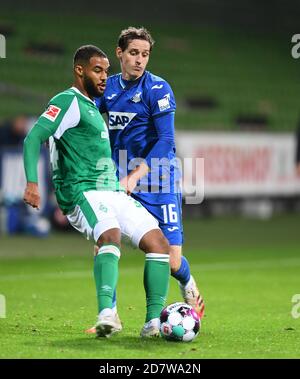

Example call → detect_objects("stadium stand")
0 3 300 131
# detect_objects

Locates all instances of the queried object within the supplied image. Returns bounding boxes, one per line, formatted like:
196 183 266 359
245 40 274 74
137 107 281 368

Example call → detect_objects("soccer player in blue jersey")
88 27 204 336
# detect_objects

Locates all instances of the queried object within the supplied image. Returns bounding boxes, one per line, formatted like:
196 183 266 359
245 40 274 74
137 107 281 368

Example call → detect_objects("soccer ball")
160 302 201 342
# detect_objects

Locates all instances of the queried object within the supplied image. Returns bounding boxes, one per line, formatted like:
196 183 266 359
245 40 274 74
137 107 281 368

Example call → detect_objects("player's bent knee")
97 228 121 248
139 229 170 254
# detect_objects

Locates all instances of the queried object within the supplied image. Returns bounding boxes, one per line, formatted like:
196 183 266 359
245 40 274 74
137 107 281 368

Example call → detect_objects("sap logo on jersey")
108 112 137 130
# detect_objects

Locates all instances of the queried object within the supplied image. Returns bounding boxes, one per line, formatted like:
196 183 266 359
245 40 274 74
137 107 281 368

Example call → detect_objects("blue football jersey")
96 71 181 193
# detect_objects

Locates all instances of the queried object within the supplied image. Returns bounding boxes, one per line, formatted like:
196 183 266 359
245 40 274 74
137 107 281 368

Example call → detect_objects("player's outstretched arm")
120 162 149 195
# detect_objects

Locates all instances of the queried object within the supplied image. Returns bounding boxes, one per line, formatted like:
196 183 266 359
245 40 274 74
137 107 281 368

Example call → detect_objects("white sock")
99 308 113 317
184 275 194 289
148 318 160 327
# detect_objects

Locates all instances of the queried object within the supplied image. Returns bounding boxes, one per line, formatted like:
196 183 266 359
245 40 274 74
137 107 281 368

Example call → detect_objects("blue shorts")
131 192 184 246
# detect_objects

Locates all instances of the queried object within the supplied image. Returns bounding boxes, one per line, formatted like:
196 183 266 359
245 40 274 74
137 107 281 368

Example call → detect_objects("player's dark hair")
73 45 107 66
118 27 154 52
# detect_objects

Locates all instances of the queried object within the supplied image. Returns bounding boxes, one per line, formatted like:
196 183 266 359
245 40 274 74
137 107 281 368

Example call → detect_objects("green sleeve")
23 122 54 183
23 92 77 183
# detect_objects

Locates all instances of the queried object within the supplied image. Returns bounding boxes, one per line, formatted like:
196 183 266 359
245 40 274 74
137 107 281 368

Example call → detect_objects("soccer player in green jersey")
23 45 170 338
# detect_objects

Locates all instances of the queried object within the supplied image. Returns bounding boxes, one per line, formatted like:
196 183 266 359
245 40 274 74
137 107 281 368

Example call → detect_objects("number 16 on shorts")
161 204 178 223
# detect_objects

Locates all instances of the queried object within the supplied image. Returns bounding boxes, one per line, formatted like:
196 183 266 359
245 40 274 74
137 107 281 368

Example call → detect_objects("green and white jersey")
24 87 121 214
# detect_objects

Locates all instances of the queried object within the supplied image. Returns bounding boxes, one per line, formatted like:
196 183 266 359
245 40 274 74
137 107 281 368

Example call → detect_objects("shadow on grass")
44 334 201 358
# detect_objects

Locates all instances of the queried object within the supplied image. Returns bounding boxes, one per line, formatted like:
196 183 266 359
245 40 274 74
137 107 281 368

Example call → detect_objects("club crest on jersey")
108 112 137 130
158 93 171 112
131 91 142 103
101 131 108 139
42 105 61 122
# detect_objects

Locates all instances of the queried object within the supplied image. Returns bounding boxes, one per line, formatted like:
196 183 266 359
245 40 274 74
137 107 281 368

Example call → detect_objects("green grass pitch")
0 215 299 358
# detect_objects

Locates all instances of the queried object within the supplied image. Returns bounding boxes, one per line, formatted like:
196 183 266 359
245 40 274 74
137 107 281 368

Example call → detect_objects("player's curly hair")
73 45 107 66
118 27 155 52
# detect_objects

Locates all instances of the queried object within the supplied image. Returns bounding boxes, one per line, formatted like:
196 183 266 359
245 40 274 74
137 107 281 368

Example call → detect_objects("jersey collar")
119 72 146 89
71 87 96 105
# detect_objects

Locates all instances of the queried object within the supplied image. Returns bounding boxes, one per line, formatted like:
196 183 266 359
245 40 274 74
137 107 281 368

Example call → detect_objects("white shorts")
67 191 159 247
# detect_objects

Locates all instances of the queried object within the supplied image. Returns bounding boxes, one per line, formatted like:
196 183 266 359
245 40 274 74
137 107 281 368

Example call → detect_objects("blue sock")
171 256 191 286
